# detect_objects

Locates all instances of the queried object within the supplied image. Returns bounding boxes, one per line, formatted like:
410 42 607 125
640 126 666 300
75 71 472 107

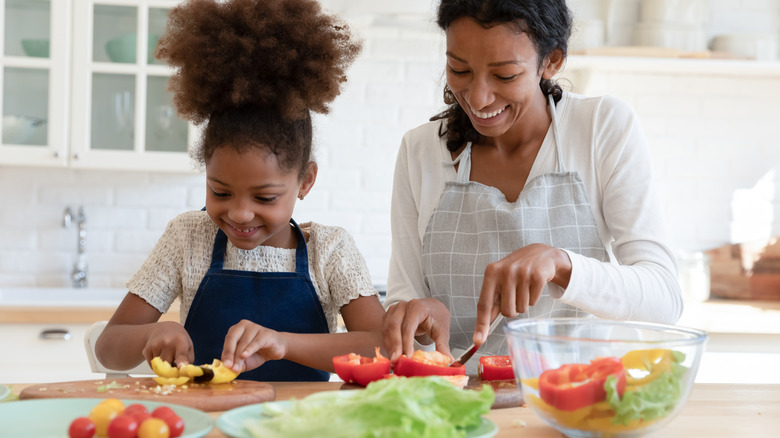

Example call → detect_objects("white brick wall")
2 1 780 288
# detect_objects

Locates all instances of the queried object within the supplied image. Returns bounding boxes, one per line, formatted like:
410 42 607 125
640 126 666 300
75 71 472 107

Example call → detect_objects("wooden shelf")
563 53 780 77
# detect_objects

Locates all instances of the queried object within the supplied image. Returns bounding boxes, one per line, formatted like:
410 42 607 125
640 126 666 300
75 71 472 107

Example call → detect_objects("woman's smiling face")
205 145 315 250
445 17 549 140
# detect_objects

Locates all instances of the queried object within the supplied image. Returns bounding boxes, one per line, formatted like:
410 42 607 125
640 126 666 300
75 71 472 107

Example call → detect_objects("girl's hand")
222 319 286 373
474 243 572 344
382 298 452 362
141 321 195 367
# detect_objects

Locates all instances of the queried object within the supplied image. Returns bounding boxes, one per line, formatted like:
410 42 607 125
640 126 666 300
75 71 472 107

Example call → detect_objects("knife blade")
449 315 505 367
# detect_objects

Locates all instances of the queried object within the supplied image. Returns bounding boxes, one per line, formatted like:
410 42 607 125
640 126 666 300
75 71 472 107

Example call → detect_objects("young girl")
96 0 385 382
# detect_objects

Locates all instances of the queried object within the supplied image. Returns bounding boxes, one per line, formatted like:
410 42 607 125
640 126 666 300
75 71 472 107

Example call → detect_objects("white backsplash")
1 0 780 289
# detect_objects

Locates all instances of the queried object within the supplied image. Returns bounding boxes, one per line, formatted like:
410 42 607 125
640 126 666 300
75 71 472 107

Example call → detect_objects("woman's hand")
382 298 452 362
221 319 286 373
141 321 194 367
474 243 572 344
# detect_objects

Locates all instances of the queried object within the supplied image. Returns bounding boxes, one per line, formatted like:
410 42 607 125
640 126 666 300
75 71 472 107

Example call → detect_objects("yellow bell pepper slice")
621 349 675 387
152 376 191 386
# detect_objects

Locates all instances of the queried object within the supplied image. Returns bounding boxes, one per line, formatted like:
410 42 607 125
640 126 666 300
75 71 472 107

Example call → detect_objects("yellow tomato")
98 398 125 412
89 400 124 436
138 417 170 438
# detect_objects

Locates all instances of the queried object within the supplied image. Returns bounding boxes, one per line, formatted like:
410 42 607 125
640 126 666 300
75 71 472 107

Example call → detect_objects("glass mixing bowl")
504 318 707 437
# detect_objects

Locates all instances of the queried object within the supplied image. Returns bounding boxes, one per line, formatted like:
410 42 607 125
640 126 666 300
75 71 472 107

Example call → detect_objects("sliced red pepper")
478 355 515 381
394 350 466 378
538 356 626 412
332 348 391 387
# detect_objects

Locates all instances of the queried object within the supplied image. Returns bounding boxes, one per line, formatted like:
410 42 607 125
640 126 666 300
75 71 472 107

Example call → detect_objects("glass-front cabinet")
1 0 195 172
0 0 69 166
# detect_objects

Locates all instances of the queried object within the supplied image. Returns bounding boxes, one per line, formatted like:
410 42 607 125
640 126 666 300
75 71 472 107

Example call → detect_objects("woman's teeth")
473 106 507 119
233 226 255 233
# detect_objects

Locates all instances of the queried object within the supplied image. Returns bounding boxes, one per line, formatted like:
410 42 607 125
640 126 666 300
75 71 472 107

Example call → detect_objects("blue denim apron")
184 219 331 381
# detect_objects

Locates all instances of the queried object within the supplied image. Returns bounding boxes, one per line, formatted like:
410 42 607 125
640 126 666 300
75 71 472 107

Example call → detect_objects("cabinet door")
70 0 196 172
0 0 70 167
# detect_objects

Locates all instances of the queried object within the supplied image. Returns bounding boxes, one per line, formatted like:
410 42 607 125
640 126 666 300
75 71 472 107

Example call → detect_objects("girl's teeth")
473 106 506 119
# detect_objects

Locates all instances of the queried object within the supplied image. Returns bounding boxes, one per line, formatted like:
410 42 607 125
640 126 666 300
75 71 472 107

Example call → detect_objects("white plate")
0 398 213 438
217 400 498 438
0 385 11 401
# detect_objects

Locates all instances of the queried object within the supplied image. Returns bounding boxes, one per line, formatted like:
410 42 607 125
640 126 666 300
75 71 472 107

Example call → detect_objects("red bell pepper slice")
393 351 466 378
478 355 515 381
332 348 391 387
538 356 626 412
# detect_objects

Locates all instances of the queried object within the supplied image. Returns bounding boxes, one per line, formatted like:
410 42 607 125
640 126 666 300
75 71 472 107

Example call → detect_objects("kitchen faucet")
63 206 88 288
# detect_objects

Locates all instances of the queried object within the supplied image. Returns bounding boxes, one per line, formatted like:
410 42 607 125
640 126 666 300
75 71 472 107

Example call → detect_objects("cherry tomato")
107 414 139 438
68 417 96 438
89 400 124 436
99 398 126 412
159 414 184 438
138 418 170 438
151 406 176 420
124 403 151 423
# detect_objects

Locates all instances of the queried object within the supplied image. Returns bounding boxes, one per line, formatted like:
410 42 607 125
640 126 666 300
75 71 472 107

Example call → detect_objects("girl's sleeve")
126 217 185 313
323 227 377 310
554 96 683 324
385 131 431 309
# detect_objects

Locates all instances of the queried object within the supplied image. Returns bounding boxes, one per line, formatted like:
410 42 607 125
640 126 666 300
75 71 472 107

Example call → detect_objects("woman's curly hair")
431 0 572 152
156 0 361 174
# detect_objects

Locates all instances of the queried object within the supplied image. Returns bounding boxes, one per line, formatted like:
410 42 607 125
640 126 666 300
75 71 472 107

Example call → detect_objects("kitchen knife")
449 315 505 367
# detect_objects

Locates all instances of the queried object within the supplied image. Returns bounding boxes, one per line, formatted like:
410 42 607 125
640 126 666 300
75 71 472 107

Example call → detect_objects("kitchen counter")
5 381 779 437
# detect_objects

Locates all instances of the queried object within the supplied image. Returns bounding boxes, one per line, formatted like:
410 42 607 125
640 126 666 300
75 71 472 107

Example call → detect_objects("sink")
0 287 126 307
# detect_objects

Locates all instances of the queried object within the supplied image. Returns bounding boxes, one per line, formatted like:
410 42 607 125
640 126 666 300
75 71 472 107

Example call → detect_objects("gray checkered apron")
421 96 609 371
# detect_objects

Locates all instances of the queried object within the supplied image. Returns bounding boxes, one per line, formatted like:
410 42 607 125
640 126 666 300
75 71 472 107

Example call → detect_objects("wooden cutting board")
18 377 275 412
465 375 524 409
342 375 524 409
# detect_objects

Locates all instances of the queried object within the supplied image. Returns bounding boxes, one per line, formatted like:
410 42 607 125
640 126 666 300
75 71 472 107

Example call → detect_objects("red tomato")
538 356 626 412
394 353 466 378
68 417 96 438
478 355 515 381
151 406 177 419
107 414 139 438
159 414 185 438
332 349 391 387
123 404 151 423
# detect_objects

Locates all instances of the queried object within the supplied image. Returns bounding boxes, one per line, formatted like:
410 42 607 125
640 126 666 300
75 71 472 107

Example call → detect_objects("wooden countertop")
5 381 779 437
0 304 180 324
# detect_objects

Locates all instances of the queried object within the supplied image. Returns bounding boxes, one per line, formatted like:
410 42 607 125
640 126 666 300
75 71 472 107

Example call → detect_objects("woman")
382 0 682 368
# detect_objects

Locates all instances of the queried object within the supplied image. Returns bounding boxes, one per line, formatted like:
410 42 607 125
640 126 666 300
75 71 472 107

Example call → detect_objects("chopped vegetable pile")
244 376 495 438
522 349 689 433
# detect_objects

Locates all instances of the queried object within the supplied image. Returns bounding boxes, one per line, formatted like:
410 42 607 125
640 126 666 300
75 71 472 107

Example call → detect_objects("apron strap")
547 94 565 173
290 218 310 275
209 230 228 270
442 142 473 184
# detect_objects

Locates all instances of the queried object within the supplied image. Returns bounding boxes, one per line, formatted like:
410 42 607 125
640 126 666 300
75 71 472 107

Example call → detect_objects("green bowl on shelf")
21 39 50 58
105 33 160 63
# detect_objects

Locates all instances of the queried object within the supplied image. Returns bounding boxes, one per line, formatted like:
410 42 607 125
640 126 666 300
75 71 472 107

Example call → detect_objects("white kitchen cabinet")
0 0 197 172
0 323 105 384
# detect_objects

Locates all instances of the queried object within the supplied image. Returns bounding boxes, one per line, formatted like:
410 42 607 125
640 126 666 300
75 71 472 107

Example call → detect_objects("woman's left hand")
473 243 572 344
221 319 286 373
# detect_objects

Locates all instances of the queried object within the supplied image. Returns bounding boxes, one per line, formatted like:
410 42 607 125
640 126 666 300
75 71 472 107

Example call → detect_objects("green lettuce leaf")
244 376 495 438
604 353 688 426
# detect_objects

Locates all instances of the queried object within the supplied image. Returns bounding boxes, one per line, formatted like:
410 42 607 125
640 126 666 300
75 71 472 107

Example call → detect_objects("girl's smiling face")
205 145 316 250
445 17 561 142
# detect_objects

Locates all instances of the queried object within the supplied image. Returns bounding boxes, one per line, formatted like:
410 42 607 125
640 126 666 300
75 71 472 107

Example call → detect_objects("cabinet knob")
73 153 81 160
54 151 60 158
39 328 72 340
